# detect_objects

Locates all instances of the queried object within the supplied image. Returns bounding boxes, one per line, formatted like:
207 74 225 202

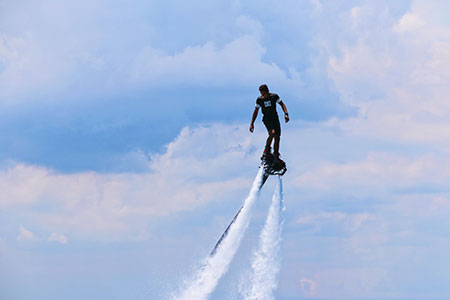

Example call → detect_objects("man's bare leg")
274 135 280 156
266 130 276 148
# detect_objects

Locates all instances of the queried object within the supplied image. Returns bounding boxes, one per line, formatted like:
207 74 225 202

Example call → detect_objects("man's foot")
273 152 281 163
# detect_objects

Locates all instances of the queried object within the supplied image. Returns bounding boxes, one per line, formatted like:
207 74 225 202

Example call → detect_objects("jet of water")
243 176 285 300
173 168 264 300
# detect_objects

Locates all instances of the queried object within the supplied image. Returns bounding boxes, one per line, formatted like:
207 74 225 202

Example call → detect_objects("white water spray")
243 176 285 300
173 168 264 300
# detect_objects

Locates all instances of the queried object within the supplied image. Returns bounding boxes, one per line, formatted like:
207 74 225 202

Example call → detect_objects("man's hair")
259 84 269 92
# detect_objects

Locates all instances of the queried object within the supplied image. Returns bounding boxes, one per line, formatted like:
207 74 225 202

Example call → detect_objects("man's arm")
249 107 259 132
279 101 289 123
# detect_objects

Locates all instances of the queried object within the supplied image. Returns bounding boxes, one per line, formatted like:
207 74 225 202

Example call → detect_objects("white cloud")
48 232 68 244
325 1 450 152
17 226 39 242
0 123 265 240
310 0 323 14
129 36 293 88
0 34 27 63
235 15 264 40
291 153 450 190
0 33 42 102
394 13 425 33
307 268 387 298
297 211 376 233
0 1 313 106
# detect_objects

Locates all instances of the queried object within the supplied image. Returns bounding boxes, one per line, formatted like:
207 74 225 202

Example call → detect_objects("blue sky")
2 0 450 299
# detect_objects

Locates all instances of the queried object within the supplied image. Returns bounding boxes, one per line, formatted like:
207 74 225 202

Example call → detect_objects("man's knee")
270 129 280 138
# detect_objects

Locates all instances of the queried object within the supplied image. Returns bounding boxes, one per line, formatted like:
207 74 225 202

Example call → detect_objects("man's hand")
249 124 254 133
284 114 290 123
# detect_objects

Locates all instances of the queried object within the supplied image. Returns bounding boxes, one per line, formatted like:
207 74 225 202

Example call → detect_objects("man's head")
259 84 269 97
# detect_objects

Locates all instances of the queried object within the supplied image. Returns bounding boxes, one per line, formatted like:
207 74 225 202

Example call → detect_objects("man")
249 84 289 161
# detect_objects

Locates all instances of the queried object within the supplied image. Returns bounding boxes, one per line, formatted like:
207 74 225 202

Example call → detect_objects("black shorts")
263 118 281 136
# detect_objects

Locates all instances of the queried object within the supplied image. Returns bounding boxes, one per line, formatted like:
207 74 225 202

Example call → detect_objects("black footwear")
273 152 281 163
263 146 272 157
261 146 272 160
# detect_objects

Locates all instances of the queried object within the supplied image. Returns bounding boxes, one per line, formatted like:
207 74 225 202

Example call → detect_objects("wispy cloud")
16 226 39 242
48 232 68 244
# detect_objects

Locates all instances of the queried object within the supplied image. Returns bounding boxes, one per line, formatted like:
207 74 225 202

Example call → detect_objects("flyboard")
210 154 286 255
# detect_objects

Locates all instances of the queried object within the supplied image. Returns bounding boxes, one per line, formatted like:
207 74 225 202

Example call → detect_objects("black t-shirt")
255 93 281 121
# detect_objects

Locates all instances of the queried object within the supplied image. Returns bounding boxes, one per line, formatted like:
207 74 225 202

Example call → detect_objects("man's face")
259 89 269 97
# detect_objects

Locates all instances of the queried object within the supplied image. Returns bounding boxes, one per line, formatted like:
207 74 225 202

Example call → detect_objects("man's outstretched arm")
279 101 289 123
249 107 259 132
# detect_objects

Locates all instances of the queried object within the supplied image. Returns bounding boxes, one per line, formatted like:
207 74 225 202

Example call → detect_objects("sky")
1 0 450 299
